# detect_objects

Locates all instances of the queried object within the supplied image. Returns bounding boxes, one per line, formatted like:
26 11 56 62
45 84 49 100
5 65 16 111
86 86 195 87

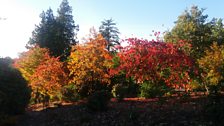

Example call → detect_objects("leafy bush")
139 81 169 98
123 78 139 98
77 81 109 98
189 79 206 92
61 84 80 102
68 35 113 97
198 43 224 94
87 90 111 111
0 58 31 117
110 74 139 98
112 84 126 101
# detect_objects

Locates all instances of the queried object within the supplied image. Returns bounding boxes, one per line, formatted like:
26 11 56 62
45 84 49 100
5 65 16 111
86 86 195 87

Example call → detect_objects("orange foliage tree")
14 46 67 101
31 55 67 99
14 46 49 82
68 34 113 96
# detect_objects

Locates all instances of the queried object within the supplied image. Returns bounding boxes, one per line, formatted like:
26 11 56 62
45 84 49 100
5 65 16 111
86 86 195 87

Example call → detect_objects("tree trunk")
204 83 209 95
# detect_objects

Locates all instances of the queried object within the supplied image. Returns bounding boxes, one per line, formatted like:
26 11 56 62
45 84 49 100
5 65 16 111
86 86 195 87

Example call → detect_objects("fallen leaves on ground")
15 95 224 126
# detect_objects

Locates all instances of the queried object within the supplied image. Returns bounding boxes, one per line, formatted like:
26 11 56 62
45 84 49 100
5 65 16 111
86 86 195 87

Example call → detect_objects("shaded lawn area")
9 94 224 126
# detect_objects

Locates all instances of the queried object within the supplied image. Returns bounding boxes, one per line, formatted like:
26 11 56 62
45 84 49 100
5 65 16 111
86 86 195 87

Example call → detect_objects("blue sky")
0 0 224 58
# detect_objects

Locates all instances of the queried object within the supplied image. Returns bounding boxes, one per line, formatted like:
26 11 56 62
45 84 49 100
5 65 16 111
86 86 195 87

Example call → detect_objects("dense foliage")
14 46 49 82
87 90 111 111
68 34 113 96
14 46 67 102
30 54 67 100
111 38 196 90
198 42 224 93
164 5 224 59
3 4 224 125
111 84 126 101
27 0 78 60
0 58 31 117
164 5 224 93
99 19 120 52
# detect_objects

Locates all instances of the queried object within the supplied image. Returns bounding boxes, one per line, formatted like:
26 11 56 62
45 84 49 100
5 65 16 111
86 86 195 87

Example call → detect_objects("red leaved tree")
111 38 196 90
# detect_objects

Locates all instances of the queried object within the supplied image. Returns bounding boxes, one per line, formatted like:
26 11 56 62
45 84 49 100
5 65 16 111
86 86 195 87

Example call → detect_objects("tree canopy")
99 18 120 52
164 5 224 59
198 43 224 86
68 34 113 95
27 0 78 61
110 38 196 89
0 57 31 115
14 46 67 100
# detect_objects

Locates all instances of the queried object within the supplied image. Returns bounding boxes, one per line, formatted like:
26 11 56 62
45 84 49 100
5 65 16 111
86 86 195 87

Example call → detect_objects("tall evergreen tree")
210 18 224 45
27 0 78 61
164 5 224 92
27 8 56 49
56 0 79 59
99 18 120 52
164 5 224 59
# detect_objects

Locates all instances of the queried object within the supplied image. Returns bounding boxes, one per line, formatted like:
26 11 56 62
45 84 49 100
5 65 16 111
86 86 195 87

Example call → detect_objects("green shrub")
77 80 109 98
87 90 111 111
61 84 80 102
125 78 139 98
112 84 126 101
0 58 31 117
139 80 168 98
189 79 204 92
110 75 139 98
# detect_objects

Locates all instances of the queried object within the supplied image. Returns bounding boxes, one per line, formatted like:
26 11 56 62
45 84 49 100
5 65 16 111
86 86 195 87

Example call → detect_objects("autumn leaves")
111 38 196 89
68 35 113 95
14 35 111 100
14 46 67 99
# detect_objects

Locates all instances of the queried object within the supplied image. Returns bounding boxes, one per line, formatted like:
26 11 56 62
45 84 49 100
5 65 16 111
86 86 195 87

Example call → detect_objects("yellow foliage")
68 34 113 87
14 46 49 82
198 42 224 85
31 56 67 97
